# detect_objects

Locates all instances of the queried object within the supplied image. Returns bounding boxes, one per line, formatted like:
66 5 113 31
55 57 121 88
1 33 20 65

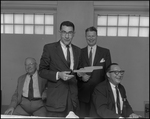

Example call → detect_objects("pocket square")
100 58 105 63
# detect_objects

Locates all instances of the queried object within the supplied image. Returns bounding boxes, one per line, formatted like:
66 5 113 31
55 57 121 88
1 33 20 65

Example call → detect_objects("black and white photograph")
1 1 149 118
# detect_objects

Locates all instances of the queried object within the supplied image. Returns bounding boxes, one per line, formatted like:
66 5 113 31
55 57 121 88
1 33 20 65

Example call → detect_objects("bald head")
25 57 37 75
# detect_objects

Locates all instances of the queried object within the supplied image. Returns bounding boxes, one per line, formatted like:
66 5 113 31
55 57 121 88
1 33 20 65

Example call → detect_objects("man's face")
86 31 97 47
107 65 124 85
60 25 74 46
25 59 37 75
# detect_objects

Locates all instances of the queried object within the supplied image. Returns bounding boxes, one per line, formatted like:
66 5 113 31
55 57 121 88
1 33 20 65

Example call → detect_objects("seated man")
90 63 142 118
4 57 47 116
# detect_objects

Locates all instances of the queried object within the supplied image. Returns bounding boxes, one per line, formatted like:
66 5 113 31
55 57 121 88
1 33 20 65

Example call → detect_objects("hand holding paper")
74 66 103 73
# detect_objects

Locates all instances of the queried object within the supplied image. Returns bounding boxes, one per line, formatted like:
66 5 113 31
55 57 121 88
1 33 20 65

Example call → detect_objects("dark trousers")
13 97 46 116
78 101 90 117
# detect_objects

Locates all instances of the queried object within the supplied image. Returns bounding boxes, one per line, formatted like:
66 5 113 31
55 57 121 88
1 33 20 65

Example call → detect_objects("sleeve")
39 45 57 83
9 78 20 109
105 49 112 70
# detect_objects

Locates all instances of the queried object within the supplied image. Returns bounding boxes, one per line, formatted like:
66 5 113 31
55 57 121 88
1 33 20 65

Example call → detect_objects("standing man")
77 26 111 117
39 21 80 117
4 57 47 116
90 63 142 118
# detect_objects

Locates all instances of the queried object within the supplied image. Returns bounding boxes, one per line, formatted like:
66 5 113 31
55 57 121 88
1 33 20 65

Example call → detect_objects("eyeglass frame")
25 63 36 67
60 30 74 36
109 70 125 75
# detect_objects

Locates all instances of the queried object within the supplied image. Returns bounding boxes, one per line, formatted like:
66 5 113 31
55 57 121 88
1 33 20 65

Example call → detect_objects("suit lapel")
107 80 115 105
38 75 42 93
56 41 69 68
19 74 27 95
72 45 77 69
93 46 102 66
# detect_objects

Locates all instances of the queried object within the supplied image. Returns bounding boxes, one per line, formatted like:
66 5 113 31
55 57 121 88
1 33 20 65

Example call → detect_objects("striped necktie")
115 86 121 115
66 45 70 67
28 75 33 100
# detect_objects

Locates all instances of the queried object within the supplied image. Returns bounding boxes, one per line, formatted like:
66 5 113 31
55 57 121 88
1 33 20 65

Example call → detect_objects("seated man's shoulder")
95 80 107 90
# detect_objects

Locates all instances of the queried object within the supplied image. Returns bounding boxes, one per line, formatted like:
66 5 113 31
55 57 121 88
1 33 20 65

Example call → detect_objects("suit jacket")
9 72 47 109
39 41 81 112
90 79 134 118
78 46 111 103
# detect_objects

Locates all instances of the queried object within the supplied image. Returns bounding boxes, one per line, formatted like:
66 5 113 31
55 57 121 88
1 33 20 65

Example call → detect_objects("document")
73 66 103 73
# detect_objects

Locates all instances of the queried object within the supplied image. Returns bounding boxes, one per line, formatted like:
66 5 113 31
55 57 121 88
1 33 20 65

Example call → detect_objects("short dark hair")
85 26 97 34
106 63 119 73
60 21 75 31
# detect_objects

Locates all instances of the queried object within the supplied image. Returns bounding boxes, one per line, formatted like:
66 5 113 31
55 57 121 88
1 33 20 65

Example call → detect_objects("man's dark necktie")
66 45 70 67
89 47 92 66
28 75 33 100
115 86 121 115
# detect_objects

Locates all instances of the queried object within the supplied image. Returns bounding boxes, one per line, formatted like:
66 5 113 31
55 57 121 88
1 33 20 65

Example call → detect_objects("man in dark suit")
90 63 142 118
39 21 80 117
4 57 47 116
77 26 111 117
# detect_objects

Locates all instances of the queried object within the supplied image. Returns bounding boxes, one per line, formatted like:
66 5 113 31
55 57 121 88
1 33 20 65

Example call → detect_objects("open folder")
73 66 103 73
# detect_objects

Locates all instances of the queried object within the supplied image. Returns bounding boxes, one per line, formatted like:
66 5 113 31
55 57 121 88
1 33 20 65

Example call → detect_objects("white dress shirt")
88 45 97 66
60 41 74 70
109 82 123 114
22 71 41 98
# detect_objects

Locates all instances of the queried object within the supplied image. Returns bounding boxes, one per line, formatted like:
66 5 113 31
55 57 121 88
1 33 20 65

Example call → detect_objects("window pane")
35 15 44 24
108 16 117 26
139 28 149 37
14 14 23 24
118 16 128 26
107 27 117 36
14 25 23 34
35 25 44 34
1 14 3 24
45 26 53 35
25 14 33 24
97 16 107 26
128 27 138 36
45 15 54 24
1 25 3 33
118 27 128 36
4 14 13 24
25 25 33 34
129 16 139 26
140 17 149 26
5 25 13 33
97 27 106 36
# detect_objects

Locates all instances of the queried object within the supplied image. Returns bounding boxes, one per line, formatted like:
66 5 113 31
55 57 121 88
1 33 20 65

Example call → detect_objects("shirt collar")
60 41 71 49
88 45 97 51
27 70 37 78
109 81 116 89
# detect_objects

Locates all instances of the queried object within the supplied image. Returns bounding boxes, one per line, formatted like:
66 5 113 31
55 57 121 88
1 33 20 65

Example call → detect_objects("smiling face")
86 31 97 47
25 58 37 75
60 25 74 46
107 65 124 86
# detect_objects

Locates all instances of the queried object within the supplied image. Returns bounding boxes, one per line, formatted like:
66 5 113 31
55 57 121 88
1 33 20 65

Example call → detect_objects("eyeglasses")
25 63 35 67
60 31 74 36
109 70 125 75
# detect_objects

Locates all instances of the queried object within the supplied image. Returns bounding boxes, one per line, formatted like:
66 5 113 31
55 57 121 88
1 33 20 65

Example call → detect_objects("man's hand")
4 107 14 115
129 113 142 118
82 74 90 82
66 111 79 118
58 71 74 81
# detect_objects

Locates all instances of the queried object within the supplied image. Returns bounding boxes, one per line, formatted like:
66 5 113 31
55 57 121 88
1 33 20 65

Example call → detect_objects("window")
1 13 54 35
97 15 149 37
